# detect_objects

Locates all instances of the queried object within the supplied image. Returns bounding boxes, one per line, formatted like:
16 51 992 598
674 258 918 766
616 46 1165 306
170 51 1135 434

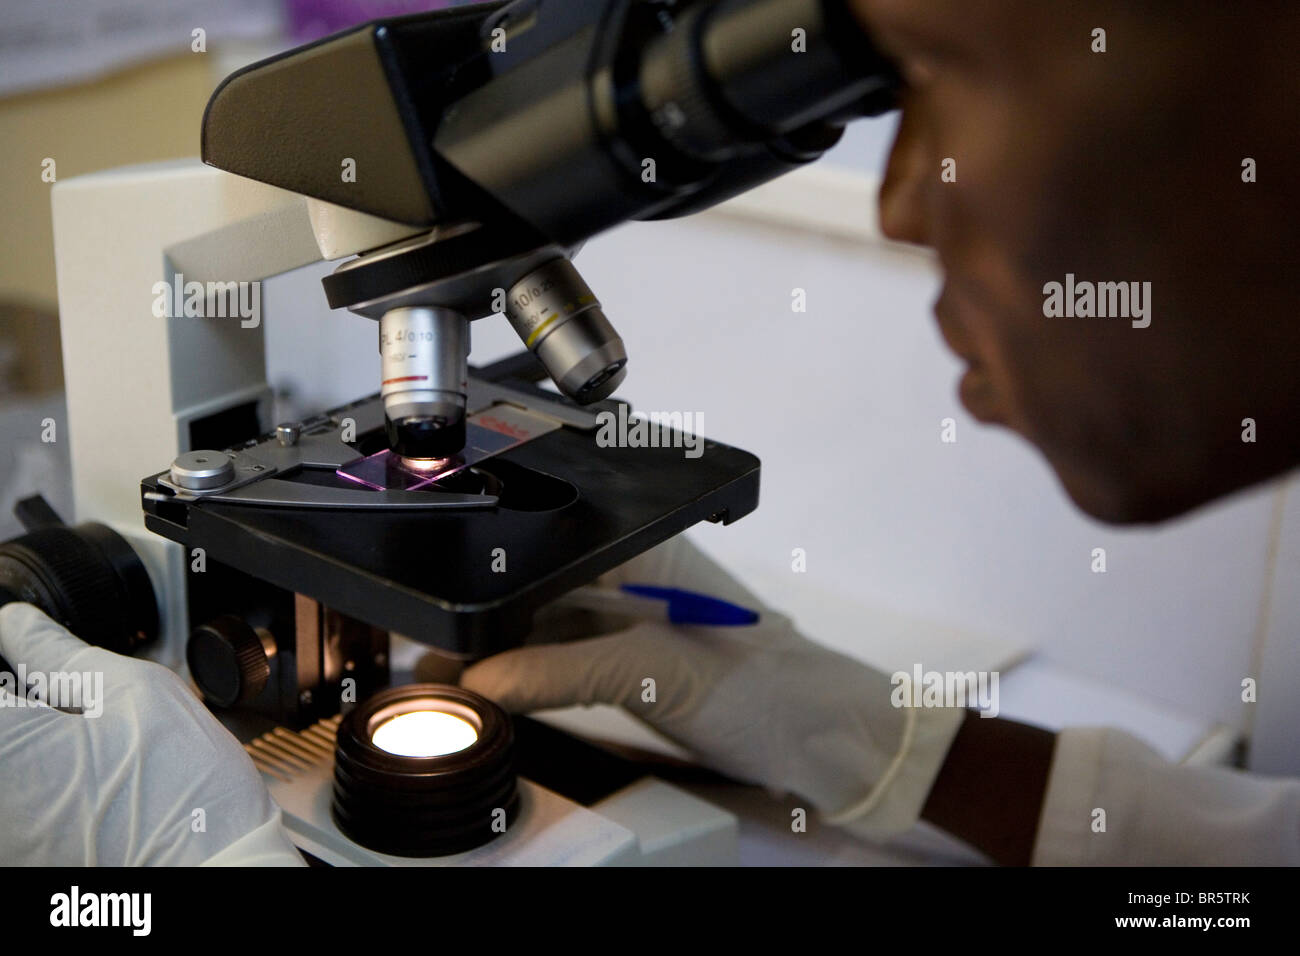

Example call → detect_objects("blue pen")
557 584 759 626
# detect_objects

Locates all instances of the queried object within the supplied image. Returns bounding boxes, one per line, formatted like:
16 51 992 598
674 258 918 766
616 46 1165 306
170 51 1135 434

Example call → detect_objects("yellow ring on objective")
524 312 562 348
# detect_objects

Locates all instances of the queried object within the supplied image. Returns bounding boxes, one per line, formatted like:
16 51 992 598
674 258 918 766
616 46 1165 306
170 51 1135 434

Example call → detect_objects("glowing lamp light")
332 684 518 857
371 709 479 757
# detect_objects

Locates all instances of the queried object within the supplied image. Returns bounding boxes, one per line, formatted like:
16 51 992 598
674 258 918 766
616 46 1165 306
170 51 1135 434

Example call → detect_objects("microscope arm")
51 160 427 667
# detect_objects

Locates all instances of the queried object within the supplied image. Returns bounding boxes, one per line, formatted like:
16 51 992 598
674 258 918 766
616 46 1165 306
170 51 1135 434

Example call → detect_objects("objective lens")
379 307 469 458
371 709 478 757
504 259 627 404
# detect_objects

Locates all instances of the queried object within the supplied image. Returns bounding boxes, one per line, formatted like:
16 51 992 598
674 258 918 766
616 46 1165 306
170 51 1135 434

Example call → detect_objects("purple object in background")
287 0 476 42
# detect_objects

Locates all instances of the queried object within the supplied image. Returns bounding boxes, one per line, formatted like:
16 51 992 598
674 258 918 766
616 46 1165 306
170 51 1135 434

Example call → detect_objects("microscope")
7 0 897 864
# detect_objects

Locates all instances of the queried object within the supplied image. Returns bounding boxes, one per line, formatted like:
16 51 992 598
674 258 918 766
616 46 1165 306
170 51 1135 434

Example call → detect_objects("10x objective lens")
504 259 627 404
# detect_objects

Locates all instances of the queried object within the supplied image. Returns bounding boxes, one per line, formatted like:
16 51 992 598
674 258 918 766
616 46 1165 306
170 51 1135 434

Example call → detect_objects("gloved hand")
462 536 966 838
0 602 303 866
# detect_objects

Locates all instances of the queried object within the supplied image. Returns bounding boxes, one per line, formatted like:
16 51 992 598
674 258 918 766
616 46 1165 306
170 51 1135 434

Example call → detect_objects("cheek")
954 259 1143 449
921 68 1100 290
922 97 1127 434
940 245 1048 416
1004 326 1168 512
969 307 1066 438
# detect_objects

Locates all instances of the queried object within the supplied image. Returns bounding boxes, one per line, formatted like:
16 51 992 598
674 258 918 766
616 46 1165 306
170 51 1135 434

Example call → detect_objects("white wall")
1250 485 1300 773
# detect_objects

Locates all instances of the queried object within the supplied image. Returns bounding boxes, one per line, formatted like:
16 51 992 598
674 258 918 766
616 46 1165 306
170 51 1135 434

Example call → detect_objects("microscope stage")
142 386 760 657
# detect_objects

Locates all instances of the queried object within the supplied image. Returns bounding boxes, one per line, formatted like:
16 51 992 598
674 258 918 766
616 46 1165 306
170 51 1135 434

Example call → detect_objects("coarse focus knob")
0 500 158 655
187 616 273 708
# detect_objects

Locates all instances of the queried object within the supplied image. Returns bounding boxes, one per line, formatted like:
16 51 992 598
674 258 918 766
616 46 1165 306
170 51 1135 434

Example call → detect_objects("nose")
878 103 931 246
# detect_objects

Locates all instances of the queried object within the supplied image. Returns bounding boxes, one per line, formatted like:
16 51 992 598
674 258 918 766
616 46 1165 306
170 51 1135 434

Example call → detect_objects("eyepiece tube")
504 259 627 404
380 307 470 459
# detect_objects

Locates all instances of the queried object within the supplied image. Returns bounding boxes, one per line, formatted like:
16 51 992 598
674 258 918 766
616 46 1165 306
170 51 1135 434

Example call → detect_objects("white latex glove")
0 602 304 866
463 536 966 838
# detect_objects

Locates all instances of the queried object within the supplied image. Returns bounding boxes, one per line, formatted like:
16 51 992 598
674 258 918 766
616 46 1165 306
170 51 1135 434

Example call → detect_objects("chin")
1050 461 1208 526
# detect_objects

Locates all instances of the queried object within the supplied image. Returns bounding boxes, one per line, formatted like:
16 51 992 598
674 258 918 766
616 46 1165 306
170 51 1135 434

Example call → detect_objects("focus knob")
0 496 158 655
187 616 273 708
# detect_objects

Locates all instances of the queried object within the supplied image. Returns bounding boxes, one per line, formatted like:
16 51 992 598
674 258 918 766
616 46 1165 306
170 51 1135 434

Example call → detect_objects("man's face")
851 0 1300 522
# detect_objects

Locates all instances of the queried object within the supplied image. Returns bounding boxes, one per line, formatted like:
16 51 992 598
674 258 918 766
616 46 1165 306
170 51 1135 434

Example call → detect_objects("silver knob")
276 423 301 447
170 451 235 491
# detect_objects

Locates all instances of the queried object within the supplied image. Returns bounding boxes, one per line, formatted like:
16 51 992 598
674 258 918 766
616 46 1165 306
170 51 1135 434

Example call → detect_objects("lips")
933 288 978 363
933 287 1005 424
957 366 1005 424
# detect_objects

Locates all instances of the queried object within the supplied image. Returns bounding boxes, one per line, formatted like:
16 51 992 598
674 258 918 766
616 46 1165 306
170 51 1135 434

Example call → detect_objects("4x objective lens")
379 307 469 459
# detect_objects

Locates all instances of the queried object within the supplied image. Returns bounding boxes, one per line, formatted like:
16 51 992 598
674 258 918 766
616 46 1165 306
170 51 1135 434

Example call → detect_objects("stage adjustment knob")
187 616 274 708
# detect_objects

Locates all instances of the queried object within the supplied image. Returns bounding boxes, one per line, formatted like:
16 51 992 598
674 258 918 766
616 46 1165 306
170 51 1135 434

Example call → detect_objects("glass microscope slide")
336 404 561 491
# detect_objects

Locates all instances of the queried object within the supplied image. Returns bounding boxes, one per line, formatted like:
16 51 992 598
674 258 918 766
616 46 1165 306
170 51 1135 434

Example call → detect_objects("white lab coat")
1031 728 1300 864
